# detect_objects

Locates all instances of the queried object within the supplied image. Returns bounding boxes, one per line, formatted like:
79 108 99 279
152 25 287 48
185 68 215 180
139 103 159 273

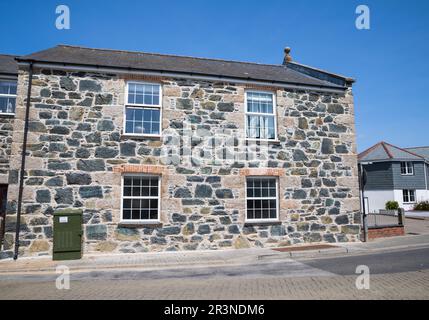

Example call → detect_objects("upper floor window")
122 174 160 222
400 162 413 175
124 82 161 136
0 81 17 114
245 91 277 140
402 189 415 203
246 177 278 221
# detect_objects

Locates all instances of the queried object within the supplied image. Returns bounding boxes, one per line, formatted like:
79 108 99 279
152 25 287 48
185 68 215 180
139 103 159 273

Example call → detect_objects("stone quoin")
0 45 360 259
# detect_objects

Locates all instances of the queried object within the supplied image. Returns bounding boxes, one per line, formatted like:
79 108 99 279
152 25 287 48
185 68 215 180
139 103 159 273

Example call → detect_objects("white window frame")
402 189 416 204
245 176 279 223
123 81 162 137
0 80 17 116
120 173 161 224
245 90 278 141
400 162 414 175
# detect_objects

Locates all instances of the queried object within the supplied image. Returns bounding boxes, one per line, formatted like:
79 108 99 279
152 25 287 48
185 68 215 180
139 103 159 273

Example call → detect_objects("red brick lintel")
239 168 285 177
113 165 167 175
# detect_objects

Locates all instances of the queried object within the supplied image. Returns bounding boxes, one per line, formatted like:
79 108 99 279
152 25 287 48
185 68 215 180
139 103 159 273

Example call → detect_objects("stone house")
0 45 361 259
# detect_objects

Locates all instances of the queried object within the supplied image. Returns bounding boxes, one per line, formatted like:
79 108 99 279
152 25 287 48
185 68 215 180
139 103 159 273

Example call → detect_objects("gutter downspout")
13 61 33 260
358 163 368 242
424 161 428 198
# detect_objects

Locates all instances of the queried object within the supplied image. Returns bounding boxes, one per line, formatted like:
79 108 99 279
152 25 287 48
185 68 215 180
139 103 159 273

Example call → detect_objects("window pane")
144 94 152 105
152 110 160 122
123 210 131 220
143 122 151 134
403 190 409 203
150 199 158 209
128 83 160 106
150 186 158 197
153 95 160 105
142 186 150 196
0 97 16 113
122 176 160 221
410 190 415 202
140 199 149 209
123 199 132 209
261 188 269 197
140 210 149 220
247 92 273 114
124 187 131 197
150 210 158 220
125 108 160 135
0 81 17 95
246 178 277 220
132 210 140 220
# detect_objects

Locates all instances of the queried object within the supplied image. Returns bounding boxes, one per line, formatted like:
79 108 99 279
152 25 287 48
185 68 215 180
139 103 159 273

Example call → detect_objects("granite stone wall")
0 67 361 259
0 115 14 184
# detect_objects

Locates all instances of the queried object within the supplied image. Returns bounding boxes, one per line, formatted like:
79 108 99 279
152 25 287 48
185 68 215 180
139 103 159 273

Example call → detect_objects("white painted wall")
363 190 395 213
394 189 429 211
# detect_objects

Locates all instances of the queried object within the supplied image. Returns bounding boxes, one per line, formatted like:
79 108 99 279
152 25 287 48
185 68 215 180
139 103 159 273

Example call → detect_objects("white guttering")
16 61 347 94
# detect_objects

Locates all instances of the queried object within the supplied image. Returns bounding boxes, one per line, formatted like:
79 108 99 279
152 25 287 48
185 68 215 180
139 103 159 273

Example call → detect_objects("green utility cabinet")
53 209 83 261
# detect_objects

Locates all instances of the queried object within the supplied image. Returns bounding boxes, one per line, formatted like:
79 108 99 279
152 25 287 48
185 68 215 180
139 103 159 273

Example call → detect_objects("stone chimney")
283 47 292 65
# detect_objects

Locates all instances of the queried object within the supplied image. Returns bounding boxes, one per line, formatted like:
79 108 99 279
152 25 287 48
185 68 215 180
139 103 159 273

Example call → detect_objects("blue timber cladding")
363 162 394 191
392 161 426 190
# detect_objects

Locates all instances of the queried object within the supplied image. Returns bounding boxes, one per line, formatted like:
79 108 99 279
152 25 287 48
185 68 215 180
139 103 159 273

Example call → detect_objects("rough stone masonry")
0 59 361 259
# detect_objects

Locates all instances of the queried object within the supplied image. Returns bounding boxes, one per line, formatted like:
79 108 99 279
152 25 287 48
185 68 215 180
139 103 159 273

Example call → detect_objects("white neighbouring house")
359 142 429 212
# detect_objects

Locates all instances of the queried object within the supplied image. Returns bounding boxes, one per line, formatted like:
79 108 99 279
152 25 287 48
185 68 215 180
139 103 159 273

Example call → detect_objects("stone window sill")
118 222 162 228
121 133 162 141
245 139 281 145
0 113 15 118
244 221 282 227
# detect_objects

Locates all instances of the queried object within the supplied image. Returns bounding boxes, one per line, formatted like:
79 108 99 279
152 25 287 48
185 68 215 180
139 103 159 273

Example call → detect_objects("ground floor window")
402 189 416 203
122 174 160 222
246 177 278 221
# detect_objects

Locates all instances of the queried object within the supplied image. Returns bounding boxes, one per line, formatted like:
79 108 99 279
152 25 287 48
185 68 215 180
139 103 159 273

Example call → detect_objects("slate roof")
0 54 19 76
16 45 350 90
359 141 427 162
404 147 429 160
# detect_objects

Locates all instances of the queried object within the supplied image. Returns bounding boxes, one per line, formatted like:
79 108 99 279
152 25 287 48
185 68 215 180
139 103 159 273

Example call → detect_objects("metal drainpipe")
359 163 368 242
13 61 33 260
424 161 428 194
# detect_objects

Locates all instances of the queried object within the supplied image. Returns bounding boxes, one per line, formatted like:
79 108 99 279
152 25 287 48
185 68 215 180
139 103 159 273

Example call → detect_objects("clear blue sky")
1 0 428 152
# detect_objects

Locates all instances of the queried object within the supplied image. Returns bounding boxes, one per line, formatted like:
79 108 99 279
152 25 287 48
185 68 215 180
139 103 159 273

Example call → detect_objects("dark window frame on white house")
121 174 161 223
245 177 279 222
400 161 414 175
402 189 416 203
0 80 17 115
124 81 162 136
245 91 277 141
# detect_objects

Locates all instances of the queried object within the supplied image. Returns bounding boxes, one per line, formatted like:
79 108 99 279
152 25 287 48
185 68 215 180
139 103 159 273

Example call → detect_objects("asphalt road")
1 247 428 299
298 247 429 275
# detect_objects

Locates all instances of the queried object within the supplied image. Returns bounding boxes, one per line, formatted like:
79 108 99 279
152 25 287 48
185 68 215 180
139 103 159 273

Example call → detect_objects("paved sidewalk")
1 270 428 300
1 233 429 275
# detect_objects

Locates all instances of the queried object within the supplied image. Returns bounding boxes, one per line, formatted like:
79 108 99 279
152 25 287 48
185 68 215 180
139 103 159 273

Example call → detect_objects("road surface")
0 247 428 299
